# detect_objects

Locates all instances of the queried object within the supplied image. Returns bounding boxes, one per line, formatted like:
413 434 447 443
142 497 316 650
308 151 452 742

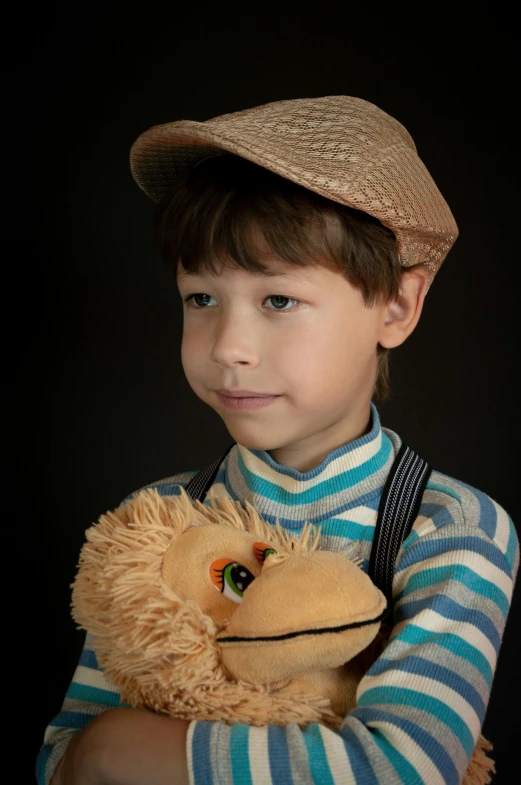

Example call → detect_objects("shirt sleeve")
36 475 197 784
35 633 122 785
186 516 519 785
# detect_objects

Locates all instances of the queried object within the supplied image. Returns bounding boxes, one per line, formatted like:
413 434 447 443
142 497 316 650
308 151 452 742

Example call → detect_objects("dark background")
9 2 519 782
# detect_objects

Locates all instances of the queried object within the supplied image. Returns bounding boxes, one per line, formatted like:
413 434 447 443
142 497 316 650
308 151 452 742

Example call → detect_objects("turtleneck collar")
223 402 401 527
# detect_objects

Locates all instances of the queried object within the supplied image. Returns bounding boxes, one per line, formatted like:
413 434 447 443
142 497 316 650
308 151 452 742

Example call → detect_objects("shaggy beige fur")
72 486 496 782
72 486 347 727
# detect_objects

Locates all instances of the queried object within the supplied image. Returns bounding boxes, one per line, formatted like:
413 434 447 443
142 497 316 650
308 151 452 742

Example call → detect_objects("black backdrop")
10 2 520 782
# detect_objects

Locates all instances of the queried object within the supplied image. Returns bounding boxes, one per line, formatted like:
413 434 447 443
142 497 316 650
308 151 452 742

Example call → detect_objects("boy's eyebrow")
177 268 309 281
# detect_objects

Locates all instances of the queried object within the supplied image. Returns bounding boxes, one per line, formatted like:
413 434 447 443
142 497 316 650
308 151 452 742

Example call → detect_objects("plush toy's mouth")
217 606 388 644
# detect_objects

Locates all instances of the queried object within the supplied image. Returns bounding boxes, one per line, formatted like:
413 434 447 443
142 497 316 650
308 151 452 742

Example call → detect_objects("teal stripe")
358 687 475 757
426 480 462 504
403 530 420 549
36 743 52 785
505 515 519 572
230 725 252 785
396 564 510 618
237 435 392 506
371 727 425 785
321 518 375 541
394 623 493 687
303 725 335 785
66 682 121 706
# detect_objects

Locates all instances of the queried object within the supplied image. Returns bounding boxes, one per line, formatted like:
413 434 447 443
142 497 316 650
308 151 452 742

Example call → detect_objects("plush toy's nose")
216 550 387 684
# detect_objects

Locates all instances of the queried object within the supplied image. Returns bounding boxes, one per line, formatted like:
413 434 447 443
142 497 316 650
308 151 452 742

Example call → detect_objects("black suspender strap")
184 440 433 612
368 442 432 608
184 443 236 502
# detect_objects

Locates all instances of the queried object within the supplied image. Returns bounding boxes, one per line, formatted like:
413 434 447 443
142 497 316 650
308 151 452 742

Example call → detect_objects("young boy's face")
177 259 390 469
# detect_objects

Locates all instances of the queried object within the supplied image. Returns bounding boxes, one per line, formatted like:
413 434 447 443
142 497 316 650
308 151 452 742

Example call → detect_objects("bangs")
153 154 403 306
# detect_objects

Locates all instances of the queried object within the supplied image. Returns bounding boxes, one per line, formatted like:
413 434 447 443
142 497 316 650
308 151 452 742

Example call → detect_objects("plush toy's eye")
253 542 277 565
209 558 255 603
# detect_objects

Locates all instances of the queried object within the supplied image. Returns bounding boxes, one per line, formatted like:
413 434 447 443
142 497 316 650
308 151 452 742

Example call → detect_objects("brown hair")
153 154 415 406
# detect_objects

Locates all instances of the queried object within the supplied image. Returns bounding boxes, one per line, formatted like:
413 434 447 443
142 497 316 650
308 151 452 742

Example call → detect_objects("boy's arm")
38 634 190 785
187 507 519 784
50 708 189 785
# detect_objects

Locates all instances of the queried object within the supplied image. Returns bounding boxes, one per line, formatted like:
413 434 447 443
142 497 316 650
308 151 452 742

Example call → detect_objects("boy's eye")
183 293 216 307
265 296 299 311
182 293 300 311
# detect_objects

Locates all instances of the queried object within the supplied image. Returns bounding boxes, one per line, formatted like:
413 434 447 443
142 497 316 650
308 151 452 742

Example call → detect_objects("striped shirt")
36 402 519 785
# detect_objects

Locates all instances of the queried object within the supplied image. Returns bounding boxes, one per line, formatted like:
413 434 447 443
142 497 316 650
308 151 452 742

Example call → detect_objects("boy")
38 96 518 785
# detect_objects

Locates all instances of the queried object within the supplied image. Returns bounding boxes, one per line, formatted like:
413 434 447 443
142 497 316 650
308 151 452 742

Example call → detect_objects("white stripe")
318 725 355 783
186 722 197 785
203 481 229 501
205 488 379 533
396 549 512 602
248 726 274 785
43 725 73 744
329 505 378 526
359 671 480 740
490 498 512 558
366 721 446 785
73 665 119 693
410 515 438 539
391 609 498 671
237 431 383 495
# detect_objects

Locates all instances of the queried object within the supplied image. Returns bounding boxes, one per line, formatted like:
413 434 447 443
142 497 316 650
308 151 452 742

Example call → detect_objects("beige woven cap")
130 95 459 283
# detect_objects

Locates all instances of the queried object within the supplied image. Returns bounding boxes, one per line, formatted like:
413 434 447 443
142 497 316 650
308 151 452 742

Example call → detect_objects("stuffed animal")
72 485 495 783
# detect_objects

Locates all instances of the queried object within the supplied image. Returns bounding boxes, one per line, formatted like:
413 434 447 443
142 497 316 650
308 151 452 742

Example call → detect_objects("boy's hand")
50 707 190 785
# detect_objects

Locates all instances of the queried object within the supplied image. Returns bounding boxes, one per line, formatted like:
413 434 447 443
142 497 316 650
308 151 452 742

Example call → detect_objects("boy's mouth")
215 388 277 398
215 391 280 410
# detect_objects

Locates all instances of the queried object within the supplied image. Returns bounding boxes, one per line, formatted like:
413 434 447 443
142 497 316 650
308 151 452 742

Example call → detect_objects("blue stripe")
49 710 101 729
302 725 335 785
79 648 101 670
230 724 252 785
358 687 475 757
396 595 501 651
321 518 376 541
36 743 53 785
397 534 511 576
396 564 510 618
340 723 379 782
223 473 383 530
393 623 493 687
211 468 226 486
191 722 214 785
370 728 424 784
505 514 519 572
368 656 486 719
236 434 392 506
268 725 294 784
354 706 460 784
66 682 121 706
416 501 456 529
143 482 184 498
456 480 498 539
403 530 420 549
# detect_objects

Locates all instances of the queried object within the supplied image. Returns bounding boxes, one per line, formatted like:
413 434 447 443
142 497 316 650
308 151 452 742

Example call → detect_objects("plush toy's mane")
72 486 345 727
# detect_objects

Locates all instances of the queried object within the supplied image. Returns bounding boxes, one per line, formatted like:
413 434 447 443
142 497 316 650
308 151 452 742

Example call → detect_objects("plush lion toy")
72 486 495 783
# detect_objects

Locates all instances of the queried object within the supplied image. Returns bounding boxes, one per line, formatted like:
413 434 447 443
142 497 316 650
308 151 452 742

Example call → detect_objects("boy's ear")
378 268 430 349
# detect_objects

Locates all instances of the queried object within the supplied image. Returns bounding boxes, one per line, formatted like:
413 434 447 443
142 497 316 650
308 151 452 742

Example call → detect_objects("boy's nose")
210 318 260 367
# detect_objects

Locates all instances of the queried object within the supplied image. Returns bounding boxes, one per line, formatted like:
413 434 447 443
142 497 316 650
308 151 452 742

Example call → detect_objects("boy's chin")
222 421 284 452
